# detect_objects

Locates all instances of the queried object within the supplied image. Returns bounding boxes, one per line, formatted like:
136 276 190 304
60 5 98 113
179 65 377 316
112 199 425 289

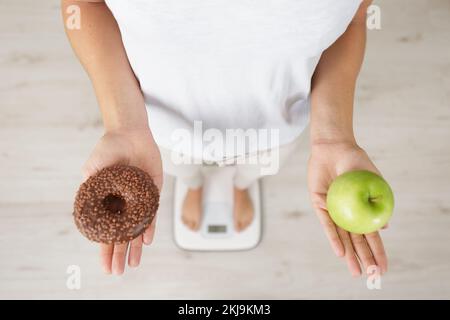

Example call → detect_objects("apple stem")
369 195 382 204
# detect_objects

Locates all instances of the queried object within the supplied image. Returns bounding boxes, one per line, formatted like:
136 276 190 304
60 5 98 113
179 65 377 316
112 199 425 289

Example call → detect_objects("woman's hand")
82 128 163 275
308 141 388 277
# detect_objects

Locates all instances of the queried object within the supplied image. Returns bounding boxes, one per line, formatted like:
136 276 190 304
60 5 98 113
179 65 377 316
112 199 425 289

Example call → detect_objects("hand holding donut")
81 128 163 275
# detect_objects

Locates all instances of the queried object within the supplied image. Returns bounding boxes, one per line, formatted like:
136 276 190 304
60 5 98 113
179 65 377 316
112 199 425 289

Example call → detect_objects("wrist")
103 126 156 152
103 106 149 134
310 128 357 147
104 125 153 140
310 90 357 147
105 123 150 135
99 92 149 133
310 137 363 162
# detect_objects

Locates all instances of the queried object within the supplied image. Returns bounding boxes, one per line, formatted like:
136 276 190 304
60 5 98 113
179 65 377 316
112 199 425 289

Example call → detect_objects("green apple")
326 170 394 234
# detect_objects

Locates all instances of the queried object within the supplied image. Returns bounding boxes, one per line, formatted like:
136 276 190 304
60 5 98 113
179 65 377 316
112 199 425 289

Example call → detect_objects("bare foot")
181 187 202 231
233 187 254 232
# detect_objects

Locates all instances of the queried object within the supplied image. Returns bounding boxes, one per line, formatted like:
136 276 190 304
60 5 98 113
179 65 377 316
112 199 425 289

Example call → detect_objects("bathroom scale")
173 165 262 251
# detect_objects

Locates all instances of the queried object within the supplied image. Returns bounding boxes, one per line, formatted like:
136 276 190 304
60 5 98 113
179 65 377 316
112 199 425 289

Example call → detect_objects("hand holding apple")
308 142 389 276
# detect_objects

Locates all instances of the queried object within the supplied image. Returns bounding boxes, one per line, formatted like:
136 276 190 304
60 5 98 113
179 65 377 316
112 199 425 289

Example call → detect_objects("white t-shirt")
105 0 362 161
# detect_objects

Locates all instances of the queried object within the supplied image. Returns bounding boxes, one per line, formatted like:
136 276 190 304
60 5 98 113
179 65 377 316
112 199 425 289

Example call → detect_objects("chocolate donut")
73 164 159 244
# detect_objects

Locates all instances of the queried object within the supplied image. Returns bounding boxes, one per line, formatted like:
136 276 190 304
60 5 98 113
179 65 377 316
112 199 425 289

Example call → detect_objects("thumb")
81 151 125 182
81 159 100 182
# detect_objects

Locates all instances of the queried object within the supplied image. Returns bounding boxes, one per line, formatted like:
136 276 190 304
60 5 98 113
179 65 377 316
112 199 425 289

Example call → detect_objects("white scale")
174 165 262 251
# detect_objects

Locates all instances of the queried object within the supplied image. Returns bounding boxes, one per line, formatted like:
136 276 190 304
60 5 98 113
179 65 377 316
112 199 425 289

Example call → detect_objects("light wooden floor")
1 0 450 299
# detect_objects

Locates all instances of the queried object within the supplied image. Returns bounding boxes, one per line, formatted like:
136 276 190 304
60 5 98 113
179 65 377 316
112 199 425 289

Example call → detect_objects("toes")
192 218 200 230
245 217 253 229
234 220 242 232
239 217 253 232
181 188 203 231
233 188 254 232
181 215 191 229
234 214 253 232
182 215 200 231
234 206 254 232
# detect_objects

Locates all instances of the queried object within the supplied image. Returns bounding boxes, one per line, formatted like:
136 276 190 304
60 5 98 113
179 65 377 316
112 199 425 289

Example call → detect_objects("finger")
81 139 129 181
382 223 389 230
337 227 361 277
350 233 377 274
82 162 97 182
128 236 143 267
143 215 157 245
112 243 129 275
82 154 113 182
365 232 388 274
82 156 118 182
315 208 344 257
99 244 114 274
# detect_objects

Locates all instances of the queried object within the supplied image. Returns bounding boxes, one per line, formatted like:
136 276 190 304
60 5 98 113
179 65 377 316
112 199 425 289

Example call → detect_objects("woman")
62 0 388 277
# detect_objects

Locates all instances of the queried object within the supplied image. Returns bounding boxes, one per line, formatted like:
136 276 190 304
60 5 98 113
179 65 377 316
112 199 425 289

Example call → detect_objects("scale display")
208 225 227 233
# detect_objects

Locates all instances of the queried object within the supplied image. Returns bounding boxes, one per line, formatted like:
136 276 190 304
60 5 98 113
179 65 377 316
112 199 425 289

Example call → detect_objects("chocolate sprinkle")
73 165 160 244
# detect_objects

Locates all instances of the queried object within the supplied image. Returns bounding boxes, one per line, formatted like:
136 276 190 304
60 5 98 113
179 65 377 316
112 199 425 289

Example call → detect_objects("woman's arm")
310 0 372 145
308 0 389 277
62 0 148 132
62 0 163 275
